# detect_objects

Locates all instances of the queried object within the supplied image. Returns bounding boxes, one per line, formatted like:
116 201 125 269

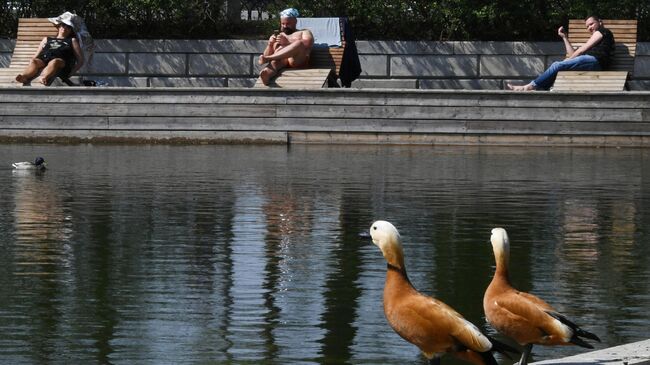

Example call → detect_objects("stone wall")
2 87 649 147
1 39 649 90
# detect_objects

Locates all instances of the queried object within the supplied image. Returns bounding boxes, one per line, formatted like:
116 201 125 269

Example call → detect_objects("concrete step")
532 339 650 365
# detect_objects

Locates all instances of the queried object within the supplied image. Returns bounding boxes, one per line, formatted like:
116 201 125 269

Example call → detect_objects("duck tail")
487 336 520 359
455 350 497 365
478 350 499 365
545 311 601 348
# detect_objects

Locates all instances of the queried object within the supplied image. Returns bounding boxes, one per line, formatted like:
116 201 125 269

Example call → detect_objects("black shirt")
37 37 75 65
585 27 615 69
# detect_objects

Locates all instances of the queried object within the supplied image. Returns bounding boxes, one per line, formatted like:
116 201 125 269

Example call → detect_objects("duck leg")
517 344 533 365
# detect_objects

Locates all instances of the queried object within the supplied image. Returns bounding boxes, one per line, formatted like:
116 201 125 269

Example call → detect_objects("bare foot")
506 83 534 91
258 54 267 65
260 66 277 85
15 74 26 83
39 76 49 86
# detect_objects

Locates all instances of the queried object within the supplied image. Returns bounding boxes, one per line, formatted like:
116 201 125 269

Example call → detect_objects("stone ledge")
419 79 502 90
128 53 186 75
390 55 478 77
0 54 10 68
0 39 15 52
149 77 227 87
189 54 251 75
359 55 388 76
356 40 454 55
480 55 545 77
165 39 266 53
454 41 565 55
629 80 650 90
80 53 127 74
228 77 257 88
634 56 650 77
74 76 149 87
351 79 418 89
532 339 650 365
637 43 650 56
95 39 168 53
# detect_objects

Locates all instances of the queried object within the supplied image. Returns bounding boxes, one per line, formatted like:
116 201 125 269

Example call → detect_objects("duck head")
370 220 406 270
490 227 510 271
35 157 45 166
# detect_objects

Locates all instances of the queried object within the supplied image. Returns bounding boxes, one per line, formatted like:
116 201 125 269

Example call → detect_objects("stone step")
532 339 650 365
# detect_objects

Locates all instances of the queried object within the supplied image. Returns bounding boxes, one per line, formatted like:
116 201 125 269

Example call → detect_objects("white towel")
296 18 342 47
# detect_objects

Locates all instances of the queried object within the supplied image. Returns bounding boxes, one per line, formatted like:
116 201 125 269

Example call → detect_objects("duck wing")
388 293 492 356
488 289 573 345
12 162 33 169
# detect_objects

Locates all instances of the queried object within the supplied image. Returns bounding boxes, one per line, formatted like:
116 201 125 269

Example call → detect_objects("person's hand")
558 26 567 38
276 33 289 46
268 34 277 44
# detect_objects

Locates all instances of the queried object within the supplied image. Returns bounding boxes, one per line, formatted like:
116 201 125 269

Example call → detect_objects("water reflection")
0 144 649 365
12 169 72 274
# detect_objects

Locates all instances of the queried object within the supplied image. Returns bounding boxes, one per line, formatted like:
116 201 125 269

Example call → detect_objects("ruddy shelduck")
484 228 601 365
369 220 517 365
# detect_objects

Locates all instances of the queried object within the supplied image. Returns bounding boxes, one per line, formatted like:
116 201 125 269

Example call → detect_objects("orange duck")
484 228 600 365
369 220 517 365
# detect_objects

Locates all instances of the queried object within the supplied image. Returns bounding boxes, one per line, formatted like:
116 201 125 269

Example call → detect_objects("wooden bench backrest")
568 19 637 72
307 18 346 75
9 18 58 69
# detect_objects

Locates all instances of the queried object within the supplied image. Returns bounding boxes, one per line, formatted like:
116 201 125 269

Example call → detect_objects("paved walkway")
532 339 650 365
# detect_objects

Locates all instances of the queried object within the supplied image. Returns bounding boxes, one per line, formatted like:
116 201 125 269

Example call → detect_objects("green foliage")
1 0 648 40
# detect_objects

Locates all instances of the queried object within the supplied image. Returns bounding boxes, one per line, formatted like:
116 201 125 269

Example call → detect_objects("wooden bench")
552 19 637 92
0 18 74 86
254 19 346 89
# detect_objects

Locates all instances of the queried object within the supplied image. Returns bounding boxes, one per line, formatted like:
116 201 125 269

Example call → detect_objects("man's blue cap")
280 8 299 18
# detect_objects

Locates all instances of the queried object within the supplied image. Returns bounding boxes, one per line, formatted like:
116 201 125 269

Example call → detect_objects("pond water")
0 144 648 365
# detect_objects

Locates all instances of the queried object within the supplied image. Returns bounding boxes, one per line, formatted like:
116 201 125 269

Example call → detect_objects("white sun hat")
48 11 76 28
48 11 96 66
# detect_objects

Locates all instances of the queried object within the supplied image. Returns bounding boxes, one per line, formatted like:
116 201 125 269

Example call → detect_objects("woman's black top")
37 37 75 66
586 27 615 69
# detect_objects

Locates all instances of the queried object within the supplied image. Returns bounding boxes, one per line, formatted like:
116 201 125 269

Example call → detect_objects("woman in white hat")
15 13 84 86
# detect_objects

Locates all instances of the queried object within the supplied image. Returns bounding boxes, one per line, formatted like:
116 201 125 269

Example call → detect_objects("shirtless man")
258 8 314 85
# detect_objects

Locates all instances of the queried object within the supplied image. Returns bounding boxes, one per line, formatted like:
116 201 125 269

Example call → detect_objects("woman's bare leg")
38 58 65 85
15 59 46 84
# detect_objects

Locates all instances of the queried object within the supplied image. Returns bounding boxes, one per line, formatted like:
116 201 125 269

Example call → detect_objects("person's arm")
263 33 278 56
71 38 84 73
567 30 603 59
31 37 47 60
278 29 314 48
300 29 314 49
558 26 575 57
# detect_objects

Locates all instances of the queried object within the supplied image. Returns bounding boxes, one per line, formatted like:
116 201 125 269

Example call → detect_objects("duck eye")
373 226 377 230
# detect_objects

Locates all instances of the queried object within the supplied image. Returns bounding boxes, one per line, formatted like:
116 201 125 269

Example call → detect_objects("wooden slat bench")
254 19 346 89
552 19 637 92
0 18 75 86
